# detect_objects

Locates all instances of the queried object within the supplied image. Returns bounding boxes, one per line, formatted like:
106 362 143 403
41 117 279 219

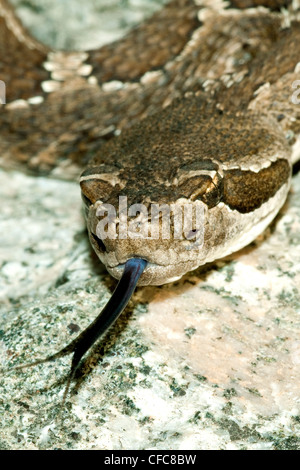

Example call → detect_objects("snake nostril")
91 233 107 253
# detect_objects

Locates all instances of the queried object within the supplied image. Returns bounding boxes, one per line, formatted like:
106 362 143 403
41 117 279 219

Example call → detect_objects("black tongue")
70 257 148 374
12 258 148 406
59 257 147 404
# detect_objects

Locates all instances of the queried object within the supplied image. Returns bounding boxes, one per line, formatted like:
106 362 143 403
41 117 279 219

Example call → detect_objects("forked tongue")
13 258 148 405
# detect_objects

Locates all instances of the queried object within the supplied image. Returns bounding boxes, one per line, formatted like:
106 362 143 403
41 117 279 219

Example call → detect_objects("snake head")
80 97 291 286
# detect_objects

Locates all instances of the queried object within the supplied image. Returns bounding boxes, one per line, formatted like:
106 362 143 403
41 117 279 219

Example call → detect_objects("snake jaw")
85 179 291 286
106 261 184 286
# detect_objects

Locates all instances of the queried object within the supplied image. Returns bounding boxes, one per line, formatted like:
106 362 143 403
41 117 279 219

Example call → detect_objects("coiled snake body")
1 0 300 384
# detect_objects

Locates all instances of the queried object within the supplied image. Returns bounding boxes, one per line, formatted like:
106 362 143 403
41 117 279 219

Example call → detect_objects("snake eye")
91 232 107 254
175 161 223 209
80 165 123 205
178 173 223 208
81 192 92 207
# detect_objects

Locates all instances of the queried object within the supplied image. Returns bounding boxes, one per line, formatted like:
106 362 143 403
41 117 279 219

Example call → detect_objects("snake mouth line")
109 258 188 270
110 260 160 271
107 258 194 285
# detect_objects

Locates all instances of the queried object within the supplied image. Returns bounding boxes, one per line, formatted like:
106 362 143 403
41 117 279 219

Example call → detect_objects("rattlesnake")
1 0 300 388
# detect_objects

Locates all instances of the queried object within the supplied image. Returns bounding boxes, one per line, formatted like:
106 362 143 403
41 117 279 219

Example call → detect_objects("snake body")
1 0 300 377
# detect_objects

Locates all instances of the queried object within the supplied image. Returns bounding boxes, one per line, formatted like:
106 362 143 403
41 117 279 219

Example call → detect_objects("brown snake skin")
0 0 300 286
1 0 300 421
0 0 299 175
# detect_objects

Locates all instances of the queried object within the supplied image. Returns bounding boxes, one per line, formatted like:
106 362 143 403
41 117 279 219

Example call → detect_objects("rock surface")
0 0 300 451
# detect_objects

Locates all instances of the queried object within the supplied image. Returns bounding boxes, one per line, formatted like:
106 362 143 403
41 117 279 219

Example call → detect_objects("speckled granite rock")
1 0 300 451
9 0 167 50
1 170 300 450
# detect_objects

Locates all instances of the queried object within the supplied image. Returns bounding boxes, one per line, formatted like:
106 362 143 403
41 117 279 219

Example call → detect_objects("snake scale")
1 0 300 387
